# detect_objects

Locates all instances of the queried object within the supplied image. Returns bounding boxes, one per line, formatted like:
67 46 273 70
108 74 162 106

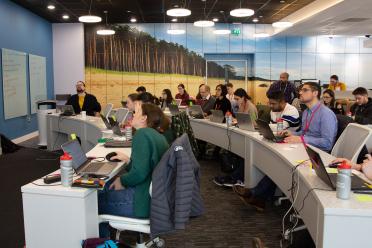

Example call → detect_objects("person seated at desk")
328 75 346 91
65 81 101 116
212 84 232 115
350 87 372 125
233 82 338 211
195 83 205 102
213 91 300 188
196 85 216 114
136 86 146 94
160 89 174 109
332 154 372 180
234 88 258 121
175 84 190 106
267 72 297 104
226 82 238 113
98 103 169 238
322 89 344 115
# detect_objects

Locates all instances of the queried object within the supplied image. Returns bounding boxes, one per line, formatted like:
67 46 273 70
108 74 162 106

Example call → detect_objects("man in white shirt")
226 82 238 113
268 91 300 131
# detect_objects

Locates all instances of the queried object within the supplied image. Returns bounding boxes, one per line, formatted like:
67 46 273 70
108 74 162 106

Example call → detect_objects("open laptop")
100 114 112 129
305 145 372 191
61 140 120 176
188 105 204 119
115 108 129 124
210 110 224 123
169 104 180 116
256 119 286 143
236 112 257 132
60 105 76 116
110 120 124 136
175 99 182 106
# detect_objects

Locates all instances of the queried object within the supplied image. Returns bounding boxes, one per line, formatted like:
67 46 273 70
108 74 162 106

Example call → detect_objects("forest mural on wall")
84 23 372 107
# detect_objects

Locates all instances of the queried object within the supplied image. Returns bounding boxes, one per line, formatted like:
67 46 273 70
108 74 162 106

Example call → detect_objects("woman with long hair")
213 84 232 115
160 89 174 109
323 89 344 115
234 88 258 120
175 83 190 106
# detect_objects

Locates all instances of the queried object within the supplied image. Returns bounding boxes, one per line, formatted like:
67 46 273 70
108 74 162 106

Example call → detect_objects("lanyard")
280 82 288 93
303 103 322 134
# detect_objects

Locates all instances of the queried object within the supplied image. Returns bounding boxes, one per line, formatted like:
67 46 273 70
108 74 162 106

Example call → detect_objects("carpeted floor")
2 138 314 248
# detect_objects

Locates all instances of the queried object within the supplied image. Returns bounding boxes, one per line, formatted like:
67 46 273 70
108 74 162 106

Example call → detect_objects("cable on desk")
297 187 332 213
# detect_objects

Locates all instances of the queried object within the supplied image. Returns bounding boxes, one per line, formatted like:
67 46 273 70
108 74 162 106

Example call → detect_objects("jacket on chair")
150 134 204 237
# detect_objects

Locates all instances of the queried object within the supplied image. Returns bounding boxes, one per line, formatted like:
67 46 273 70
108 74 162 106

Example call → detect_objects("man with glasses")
196 85 216 114
65 81 101 116
328 75 346 91
233 82 337 211
267 72 297 104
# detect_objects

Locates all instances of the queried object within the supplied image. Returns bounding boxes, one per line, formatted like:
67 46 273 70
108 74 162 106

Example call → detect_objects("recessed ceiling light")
259 15 263 18
280 0 286 3
171 18 178 22
62 15 69 20
212 18 219 22
254 32 270 38
126 10 132 13
194 20 215 27
79 15 102 23
213 29 231 35
130 17 137 23
166 8 191 17
47 5 55 10
167 29 186 35
252 18 259 23
272 21 293 28
230 8 254 17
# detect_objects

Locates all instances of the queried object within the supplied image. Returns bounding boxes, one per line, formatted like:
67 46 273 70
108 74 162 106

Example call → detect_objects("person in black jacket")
350 87 372 125
65 81 101 116
211 84 232 115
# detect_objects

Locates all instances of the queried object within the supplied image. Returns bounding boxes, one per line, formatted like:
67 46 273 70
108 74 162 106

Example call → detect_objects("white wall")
53 23 85 95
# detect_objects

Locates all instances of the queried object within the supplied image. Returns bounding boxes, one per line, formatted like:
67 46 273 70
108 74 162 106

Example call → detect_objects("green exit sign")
231 28 241 36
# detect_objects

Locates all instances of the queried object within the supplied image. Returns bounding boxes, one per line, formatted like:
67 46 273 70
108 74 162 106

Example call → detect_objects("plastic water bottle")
125 124 133 141
276 118 284 135
60 152 73 187
336 161 352 200
225 111 232 127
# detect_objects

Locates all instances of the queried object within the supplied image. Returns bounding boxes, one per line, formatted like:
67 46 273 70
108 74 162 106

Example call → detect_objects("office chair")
102 103 114 119
99 184 165 248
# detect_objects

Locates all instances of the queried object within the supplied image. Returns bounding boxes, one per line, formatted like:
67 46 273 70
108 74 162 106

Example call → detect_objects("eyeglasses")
216 88 222 91
299 88 311 93
323 96 332 99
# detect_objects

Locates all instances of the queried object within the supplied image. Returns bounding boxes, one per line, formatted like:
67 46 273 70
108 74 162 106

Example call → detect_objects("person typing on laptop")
332 154 372 180
211 84 232 115
98 103 169 237
232 83 337 211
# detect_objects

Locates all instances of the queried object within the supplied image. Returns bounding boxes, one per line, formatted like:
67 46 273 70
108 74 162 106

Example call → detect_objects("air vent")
341 18 370 23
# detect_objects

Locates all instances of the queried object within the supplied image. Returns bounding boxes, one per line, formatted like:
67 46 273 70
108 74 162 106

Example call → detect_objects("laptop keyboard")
80 162 105 173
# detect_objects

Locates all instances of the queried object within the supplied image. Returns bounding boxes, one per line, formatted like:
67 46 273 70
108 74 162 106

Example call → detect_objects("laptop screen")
61 140 88 170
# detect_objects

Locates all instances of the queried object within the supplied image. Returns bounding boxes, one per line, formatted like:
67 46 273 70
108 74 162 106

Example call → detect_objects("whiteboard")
29 54 47 113
2 48 28 119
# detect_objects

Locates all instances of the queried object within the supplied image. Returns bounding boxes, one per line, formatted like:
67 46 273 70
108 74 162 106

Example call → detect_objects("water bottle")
336 161 352 200
276 118 284 135
225 111 232 127
125 124 133 141
60 152 73 187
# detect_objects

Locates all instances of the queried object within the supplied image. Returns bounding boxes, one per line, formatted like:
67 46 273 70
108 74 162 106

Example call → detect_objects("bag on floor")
220 151 243 173
0 134 20 154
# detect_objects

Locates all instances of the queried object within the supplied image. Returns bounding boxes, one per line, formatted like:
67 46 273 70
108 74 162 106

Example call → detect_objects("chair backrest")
102 103 113 118
331 123 372 163
115 108 129 124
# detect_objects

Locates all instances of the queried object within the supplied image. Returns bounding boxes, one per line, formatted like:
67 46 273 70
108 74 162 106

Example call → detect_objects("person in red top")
175 83 190 106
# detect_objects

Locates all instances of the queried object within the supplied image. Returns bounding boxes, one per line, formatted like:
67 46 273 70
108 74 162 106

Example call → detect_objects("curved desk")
190 118 372 248
46 114 107 152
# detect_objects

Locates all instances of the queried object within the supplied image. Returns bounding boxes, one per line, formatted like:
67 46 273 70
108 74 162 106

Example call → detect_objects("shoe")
252 237 265 248
213 176 237 187
240 196 266 212
233 185 252 198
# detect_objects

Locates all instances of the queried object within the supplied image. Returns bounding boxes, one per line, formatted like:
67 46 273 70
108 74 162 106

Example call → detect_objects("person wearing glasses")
65 81 101 116
350 87 372 125
233 82 337 211
212 84 232 115
175 83 190 106
322 89 344 115
328 75 346 91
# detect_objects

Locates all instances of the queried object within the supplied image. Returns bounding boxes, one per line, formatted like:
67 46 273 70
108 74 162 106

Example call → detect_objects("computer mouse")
106 152 121 162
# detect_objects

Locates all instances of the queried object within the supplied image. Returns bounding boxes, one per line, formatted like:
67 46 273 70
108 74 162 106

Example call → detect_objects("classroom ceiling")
12 0 316 24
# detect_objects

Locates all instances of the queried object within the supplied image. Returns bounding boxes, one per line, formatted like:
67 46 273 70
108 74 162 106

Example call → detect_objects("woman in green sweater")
98 103 169 237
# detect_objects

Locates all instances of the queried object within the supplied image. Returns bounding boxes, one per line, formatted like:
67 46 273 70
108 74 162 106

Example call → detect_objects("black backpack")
1 134 21 154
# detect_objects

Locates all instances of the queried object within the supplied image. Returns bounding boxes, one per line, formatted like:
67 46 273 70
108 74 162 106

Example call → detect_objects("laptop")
60 105 76 116
111 121 124 136
169 104 180 116
61 140 120 176
305 145 372 191
175 99 182 106
115 108 129 124
100 114 112 129
256 119 286 143
210 110 224 123
189 105 204 119
236 112 257 132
